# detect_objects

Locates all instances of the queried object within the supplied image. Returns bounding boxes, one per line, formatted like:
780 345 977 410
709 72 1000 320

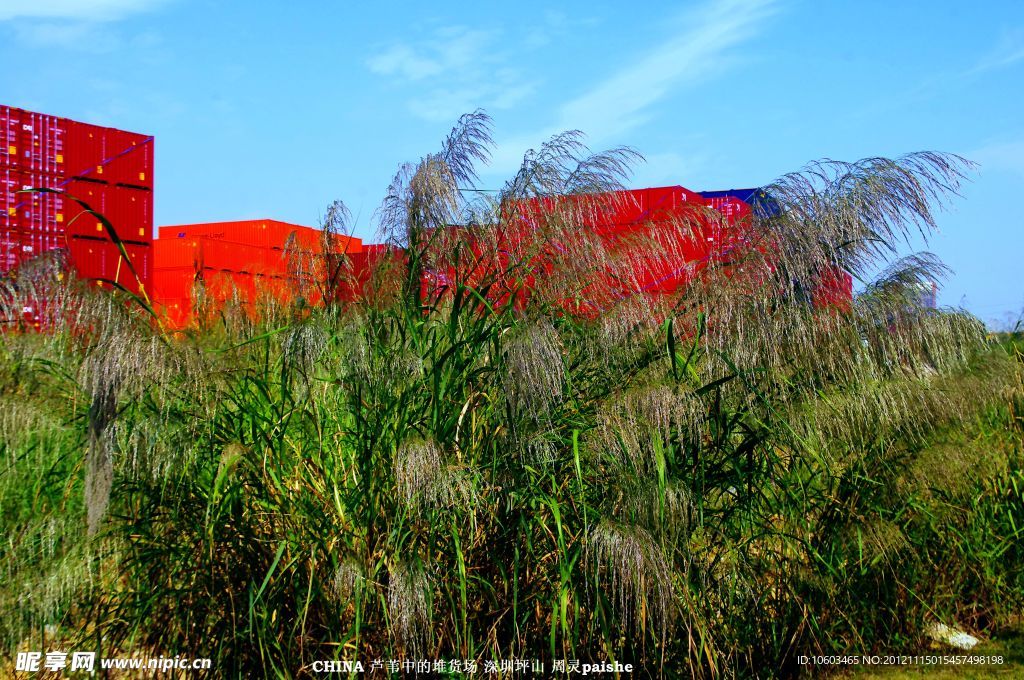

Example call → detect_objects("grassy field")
1 115 1022 678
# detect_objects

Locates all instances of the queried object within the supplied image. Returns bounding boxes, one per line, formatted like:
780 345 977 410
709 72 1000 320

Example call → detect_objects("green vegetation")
1 114 1022 678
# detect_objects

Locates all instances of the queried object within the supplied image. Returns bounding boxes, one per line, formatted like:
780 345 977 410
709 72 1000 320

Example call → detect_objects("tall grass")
1 113 1022 678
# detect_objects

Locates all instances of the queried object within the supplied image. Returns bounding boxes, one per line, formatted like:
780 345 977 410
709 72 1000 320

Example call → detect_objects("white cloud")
367 27 496 81
0 0 166 22
976 45 1024 71
365 1 777 174
366 26 537 123
844 27 1024 125
2 0 168 51
555 0 777 138
968 28 1024 75
489 0 779 173
491 82 536 110
408 74 536 123
9 20 97 45
972 139 1024 180
521 9 574 49
631 151 711 188
410 86 494 123
366 44 444 81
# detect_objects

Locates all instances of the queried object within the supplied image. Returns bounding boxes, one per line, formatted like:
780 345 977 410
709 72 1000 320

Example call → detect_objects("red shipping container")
200 238 280 273
158 219 272 246
0 106 153 294
0 107 65 176
155 237 286 274
154 239 201 269
199 268 257 303
1 167 21 230
18 110 64 176
703 194 752 223
6 170 66 237
7 225 62 264
0 228 35 271
157 219 360 254
104 128 154 189
62 120 108 182
1 107 29 171
642 186 703 222
67 237 112 280
121 242 152 294
59 119 153 187
62 179 107 238
153 266 199 301
813 267 854 312
104 185 152 241
60 180 152 243
0 106 18 170
0 173 152 252
67 236 151 296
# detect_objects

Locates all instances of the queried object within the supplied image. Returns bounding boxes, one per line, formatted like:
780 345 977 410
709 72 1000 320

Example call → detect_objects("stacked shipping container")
151 188 853 329
700 188 853 307
415 185 853 316
153 188 790 327
419 186 761 316
0 105 154 306
1 104 850 329
152 220 362 327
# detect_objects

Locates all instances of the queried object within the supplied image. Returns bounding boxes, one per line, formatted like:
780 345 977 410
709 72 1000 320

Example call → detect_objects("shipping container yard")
0 105 851 330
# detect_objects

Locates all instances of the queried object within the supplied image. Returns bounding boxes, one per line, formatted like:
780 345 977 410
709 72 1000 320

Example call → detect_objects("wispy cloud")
367 44 444 81
367 27 494 81
7 20 161 50
633 150 712 187
489 0 779 173
555 0 778 138
967 29 1024 75
851 27 1024 123
972 45 1024 73
972 138 1024 180
2 0 169 50
0 0 167 22
366 25 537 123
8 20 97 46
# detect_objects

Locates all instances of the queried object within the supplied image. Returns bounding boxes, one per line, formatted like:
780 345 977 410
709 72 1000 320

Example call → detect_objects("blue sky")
1 0 1022 322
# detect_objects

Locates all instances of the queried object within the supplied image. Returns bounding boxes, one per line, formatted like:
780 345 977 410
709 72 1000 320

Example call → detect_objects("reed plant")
1 112 1021 678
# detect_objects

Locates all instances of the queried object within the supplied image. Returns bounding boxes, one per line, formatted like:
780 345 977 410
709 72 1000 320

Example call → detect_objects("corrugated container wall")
152 220 363 328
1 104 153 302
157 220 360 254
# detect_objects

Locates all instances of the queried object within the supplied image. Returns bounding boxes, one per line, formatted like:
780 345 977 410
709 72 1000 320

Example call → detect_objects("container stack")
422 186 853 315
475 186 749 314
701 188 852 307
2 101 852 330
152 220 362 327
0 105 154 301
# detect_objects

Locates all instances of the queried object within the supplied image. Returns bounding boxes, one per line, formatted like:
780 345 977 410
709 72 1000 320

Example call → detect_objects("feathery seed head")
503 322 564 422
594 385 706 473
387 560 431 656
587 520 675 639
332 557 366 605
394 438 473 512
